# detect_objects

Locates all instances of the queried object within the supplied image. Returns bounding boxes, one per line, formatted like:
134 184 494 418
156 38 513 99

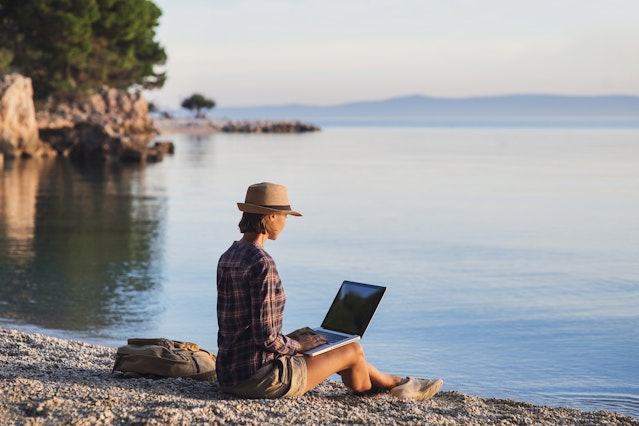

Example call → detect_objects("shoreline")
1 328 636 425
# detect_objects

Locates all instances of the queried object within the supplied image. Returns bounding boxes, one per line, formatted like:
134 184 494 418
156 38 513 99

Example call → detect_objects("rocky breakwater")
154 118 320 135
217 119 319 133
37 86 166 162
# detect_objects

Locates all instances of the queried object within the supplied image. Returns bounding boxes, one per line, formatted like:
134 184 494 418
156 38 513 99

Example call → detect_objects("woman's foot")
390 377 443 400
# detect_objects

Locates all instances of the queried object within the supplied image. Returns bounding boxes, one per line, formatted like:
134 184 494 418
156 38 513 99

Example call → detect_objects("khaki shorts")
221 356 307 399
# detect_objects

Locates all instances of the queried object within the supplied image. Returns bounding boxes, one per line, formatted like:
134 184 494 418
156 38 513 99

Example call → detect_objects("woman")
216 182 443 399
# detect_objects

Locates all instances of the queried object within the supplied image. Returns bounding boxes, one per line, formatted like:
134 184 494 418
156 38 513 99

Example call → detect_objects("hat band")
261 204 292 211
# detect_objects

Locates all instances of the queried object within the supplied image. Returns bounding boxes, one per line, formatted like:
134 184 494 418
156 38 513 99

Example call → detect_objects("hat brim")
237 203 302 216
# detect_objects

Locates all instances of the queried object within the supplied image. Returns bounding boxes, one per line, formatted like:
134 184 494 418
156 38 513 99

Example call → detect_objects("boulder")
0 73 45 157
153 140 175 155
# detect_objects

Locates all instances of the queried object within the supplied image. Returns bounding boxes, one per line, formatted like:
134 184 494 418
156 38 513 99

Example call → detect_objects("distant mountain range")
208 94 639 126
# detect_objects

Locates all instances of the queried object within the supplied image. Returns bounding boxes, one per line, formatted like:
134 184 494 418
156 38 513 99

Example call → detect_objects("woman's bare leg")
303 342 403 393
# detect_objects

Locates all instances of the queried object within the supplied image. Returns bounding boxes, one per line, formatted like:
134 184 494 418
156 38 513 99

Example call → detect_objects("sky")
147 0 639 109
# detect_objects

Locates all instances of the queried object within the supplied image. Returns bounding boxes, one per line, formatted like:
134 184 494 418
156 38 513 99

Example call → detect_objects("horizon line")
207 93 639 110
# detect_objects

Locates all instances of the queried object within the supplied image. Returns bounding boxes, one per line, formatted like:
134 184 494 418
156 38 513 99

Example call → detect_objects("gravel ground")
1 328 637 425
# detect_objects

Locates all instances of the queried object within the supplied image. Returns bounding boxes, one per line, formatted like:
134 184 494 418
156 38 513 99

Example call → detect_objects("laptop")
301 281 386 357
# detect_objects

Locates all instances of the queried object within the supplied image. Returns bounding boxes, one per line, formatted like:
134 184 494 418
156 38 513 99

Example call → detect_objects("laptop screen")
320 281 386 336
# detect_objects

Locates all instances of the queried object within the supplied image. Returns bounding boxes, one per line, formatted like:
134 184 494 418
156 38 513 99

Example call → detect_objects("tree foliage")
0 0 167 100
181 93 216 118
0 48 13 74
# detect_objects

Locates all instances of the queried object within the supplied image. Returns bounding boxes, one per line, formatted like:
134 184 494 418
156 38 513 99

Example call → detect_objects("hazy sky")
148 0 639 108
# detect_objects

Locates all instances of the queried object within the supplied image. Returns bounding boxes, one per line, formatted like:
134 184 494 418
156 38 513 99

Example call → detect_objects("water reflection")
0 157 165 338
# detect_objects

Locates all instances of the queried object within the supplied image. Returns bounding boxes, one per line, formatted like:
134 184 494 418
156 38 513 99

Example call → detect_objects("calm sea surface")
1 126 637 417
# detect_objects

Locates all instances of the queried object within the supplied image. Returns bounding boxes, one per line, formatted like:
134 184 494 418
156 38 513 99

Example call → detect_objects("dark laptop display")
302 281 386 356
321 281 386 336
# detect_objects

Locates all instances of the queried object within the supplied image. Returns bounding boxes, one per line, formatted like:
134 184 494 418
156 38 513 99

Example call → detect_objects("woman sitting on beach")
216 182 443 399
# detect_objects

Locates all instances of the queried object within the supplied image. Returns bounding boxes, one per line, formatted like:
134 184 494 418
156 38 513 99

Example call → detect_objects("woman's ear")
264 214 276 230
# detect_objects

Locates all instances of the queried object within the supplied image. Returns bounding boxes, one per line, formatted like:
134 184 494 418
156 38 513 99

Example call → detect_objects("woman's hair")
238 213 269 234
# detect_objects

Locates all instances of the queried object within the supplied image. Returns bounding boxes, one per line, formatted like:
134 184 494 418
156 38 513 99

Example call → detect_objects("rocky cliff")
0 74 47 158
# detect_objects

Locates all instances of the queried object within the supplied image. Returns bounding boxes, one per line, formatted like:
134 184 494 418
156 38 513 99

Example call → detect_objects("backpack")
112 338 217 382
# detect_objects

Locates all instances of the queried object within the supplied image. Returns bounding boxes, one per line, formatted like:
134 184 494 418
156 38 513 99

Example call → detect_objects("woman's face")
266 214 287 240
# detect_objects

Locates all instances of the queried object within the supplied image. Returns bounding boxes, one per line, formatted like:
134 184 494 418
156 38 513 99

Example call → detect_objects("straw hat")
237 182 302 216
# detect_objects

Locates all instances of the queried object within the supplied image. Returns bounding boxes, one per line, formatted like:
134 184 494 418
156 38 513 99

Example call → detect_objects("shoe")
390 377 443 401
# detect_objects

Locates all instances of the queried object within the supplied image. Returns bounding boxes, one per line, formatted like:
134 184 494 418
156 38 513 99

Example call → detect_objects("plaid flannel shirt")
216 241 301 386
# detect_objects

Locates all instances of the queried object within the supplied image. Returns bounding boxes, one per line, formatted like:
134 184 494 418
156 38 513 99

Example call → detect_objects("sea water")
0 126 637 417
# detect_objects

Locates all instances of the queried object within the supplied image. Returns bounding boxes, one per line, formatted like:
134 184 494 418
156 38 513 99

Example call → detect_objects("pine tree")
181 94 216 118
0 0 166 100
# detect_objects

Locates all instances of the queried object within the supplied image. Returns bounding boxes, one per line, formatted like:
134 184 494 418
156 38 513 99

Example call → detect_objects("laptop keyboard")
318 330 349 344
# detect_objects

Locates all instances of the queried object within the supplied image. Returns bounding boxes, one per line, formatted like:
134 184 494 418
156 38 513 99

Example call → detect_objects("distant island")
207 94 639 126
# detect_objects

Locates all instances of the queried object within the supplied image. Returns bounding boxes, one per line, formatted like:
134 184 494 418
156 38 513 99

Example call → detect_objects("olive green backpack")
112 338 217 382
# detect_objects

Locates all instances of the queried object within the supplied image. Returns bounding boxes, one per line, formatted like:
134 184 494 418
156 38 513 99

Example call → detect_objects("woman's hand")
287 327 328 351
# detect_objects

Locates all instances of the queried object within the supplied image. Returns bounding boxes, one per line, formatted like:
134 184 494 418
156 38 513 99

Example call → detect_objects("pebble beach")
1 328 637 425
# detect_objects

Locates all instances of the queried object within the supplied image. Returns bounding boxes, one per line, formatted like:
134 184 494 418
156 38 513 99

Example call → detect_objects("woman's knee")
341 342 366 364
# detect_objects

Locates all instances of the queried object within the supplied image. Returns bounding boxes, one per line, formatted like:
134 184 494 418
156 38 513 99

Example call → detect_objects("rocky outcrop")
37 87 161 162
0 73 165 163
0 73 48 158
